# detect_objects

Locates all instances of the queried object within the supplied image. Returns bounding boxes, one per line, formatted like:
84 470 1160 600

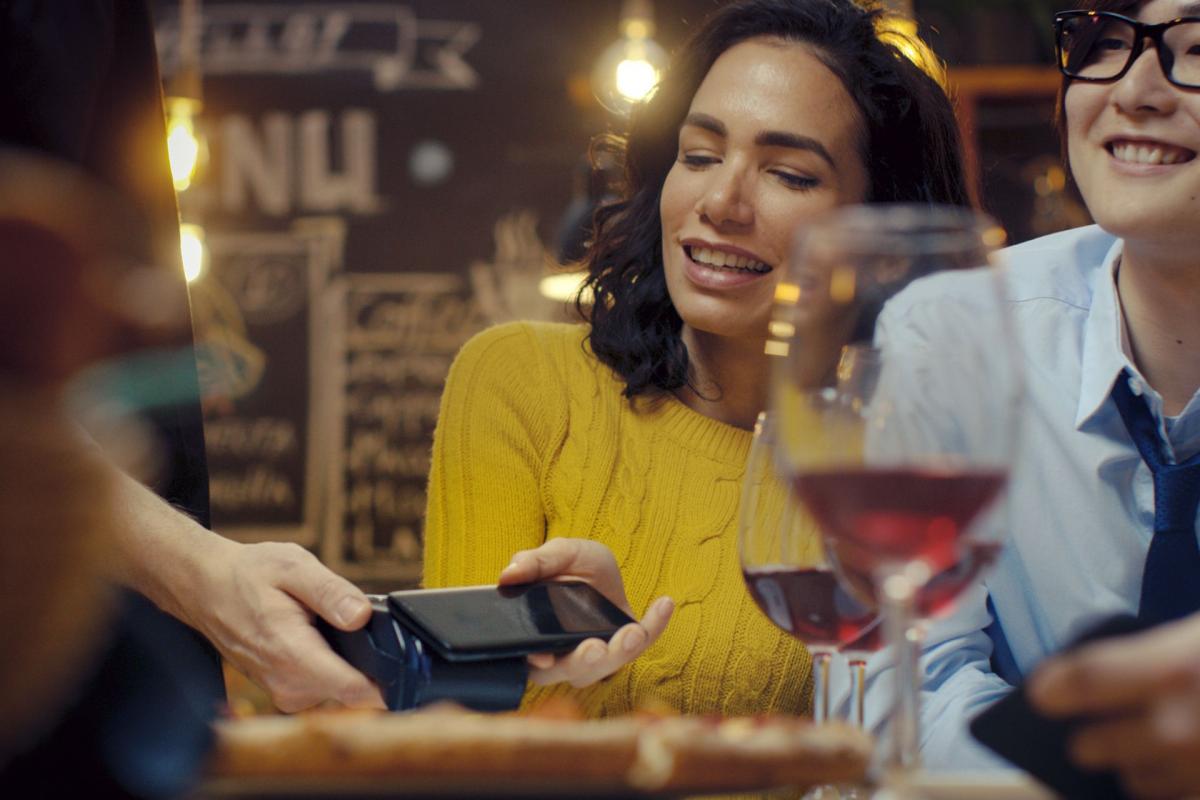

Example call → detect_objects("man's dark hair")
578 0 972 399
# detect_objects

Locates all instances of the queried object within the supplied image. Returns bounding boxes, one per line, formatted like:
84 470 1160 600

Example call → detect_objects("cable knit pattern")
423 321 814 719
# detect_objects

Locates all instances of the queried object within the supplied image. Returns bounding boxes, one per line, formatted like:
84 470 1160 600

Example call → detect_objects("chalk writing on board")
194 219 344 544
323 273 486 583
217 110 385 218
155 4 480 91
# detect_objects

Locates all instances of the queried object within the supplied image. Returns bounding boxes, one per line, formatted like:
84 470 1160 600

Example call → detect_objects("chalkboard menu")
322 274 486 582
193 220 344 545
153 0 720 585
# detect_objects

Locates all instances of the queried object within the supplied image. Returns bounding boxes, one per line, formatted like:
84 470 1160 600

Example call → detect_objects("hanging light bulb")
180 223 207 282
615 45 659 103
166 0 207 192
166 96 204 192
592 0 669 114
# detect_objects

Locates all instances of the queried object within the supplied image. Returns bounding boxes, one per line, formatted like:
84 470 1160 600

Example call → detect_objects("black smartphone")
387 581 636 662
969 614 1149 800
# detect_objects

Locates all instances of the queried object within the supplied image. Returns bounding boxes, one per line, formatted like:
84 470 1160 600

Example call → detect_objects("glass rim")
791 203 1006 258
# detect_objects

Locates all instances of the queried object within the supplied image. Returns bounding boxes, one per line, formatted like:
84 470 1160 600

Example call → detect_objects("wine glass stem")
848 658 866 729
812 650 833 724
882 570 921 773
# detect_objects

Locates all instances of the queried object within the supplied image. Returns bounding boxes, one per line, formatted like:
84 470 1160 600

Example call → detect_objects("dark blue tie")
1110 372 1200 625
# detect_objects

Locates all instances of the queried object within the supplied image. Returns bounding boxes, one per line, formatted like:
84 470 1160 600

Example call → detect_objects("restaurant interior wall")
153 0 1081 589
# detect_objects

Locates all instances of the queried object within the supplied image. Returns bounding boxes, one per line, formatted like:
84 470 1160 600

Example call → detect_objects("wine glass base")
803 783 870 800
871 770 1053 800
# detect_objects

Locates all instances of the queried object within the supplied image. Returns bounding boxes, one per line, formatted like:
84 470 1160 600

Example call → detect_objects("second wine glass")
768 204 1021 776
738 411 883 729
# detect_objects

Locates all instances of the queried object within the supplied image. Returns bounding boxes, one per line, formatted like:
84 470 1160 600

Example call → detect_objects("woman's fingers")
528 637 611 688
497 538 631 614
528 596 674 688
499 538 616 581
499 539 599 583
526 652 556 669
498 540 673 689
640 596 674 642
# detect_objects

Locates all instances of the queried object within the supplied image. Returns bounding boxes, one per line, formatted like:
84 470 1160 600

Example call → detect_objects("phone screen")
388 581 635 661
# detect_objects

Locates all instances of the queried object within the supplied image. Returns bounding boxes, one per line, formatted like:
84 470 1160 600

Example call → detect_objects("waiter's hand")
189 537 387 713
1029 613 1200 799
104 469 387 714
497 538 674 688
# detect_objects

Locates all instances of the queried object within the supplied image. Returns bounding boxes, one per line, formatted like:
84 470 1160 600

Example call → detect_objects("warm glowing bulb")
166 98 203 192
180 223 206 283
593 30 667 114
539 271 592 303
615 58 658 102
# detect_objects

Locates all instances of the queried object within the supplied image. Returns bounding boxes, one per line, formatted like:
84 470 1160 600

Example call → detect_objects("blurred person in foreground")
0 0 382 773
422 0 969 713
0 149 213 797
846 0 1200 795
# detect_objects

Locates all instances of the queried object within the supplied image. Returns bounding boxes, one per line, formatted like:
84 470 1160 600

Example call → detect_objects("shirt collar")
1075 239 1140 430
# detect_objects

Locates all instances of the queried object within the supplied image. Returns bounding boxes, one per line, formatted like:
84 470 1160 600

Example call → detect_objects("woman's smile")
679 239 774 290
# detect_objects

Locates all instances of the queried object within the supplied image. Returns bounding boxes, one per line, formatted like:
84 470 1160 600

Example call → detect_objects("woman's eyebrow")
754 130 835 168
682 112 835 168
682 112 727 137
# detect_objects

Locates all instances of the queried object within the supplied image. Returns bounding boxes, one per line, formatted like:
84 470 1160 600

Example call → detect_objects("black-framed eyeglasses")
1054 10 1200 89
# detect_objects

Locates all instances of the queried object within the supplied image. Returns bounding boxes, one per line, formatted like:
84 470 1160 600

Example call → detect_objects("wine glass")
738 410 884 798
768 204 1019 777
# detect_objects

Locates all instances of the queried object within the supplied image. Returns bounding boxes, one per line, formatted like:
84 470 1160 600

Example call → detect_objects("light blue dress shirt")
838 224 1200 769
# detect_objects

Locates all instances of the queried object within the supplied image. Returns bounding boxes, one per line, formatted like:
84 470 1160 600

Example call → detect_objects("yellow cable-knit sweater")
422 321 814 718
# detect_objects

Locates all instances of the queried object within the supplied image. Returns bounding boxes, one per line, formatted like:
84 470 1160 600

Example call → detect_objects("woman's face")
1065 0 1200 247
659 37 869 344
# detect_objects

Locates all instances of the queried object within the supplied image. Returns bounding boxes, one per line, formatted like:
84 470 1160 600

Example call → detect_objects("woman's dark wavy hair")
578 0 972 399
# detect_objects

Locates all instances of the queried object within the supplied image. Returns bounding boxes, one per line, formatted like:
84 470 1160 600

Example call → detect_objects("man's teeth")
1110 142 1195 165
689 246 769 273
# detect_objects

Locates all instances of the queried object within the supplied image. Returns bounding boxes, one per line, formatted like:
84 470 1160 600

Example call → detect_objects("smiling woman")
584 0 971 422
658 39 870 385
422 0 969 722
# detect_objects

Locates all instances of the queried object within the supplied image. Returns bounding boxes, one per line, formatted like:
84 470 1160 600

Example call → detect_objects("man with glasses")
1057 6 1200 89
854 2 1200 795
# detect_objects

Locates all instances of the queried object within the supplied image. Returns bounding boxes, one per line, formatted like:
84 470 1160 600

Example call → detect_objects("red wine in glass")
791 466 1005 606
917 539 1002 617
741 549 1000 655
743 566 882 651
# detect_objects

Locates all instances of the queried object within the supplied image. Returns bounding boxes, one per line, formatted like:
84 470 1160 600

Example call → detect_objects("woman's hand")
1029 613 1200 799
497 538 673 689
